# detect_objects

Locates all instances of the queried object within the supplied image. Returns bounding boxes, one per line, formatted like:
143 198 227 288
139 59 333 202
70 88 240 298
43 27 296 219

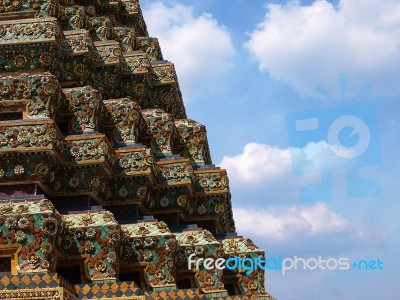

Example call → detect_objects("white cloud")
291 140 351 173
234 204 389 252
219 141 346 185
219 143 292 184
218 142 339 205
142 1 235 101
221 143 389 254
245 0 400 97
235 203 347 239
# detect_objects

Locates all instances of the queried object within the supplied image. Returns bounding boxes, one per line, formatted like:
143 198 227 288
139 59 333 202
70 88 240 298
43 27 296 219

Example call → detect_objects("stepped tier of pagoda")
0 0 275 299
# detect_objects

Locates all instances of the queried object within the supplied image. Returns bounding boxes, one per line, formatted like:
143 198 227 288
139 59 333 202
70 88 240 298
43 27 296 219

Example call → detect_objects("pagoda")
0 0 275 299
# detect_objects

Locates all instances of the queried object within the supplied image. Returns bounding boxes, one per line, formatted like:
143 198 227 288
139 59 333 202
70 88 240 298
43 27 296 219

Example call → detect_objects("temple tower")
0 0 275 299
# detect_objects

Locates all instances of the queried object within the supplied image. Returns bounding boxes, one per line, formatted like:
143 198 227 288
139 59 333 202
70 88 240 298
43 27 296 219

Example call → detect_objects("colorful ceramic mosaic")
121 221 176 289
0 0 275 299
0 199 61 274
58 211 121 281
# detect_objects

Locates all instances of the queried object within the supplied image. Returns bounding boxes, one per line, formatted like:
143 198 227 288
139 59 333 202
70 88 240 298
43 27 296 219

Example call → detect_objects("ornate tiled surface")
146 289 206 300
0 199 61 274
59 211 121 281
0 73 59 119
0 288 79 300
174 119 212 167
0 273 75 293
141 108 175 157
221 237 267 297
59 86 102 133
75 281 142 299
175 230 225 293
0 0 274 298
102 98 141 146
121 221 176 289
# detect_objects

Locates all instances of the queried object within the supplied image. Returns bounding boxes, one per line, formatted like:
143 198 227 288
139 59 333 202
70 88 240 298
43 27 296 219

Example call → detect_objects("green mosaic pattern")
0 0 274 298
175 230 225 293
0 199 61 273
59 211 121 281
122 221 176 289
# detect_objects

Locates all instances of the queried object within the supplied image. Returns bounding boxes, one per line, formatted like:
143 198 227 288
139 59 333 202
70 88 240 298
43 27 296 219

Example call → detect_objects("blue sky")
141 0 400 299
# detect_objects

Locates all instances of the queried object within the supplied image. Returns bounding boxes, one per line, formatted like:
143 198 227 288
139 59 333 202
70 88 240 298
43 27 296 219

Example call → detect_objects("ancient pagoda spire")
0 0 275 299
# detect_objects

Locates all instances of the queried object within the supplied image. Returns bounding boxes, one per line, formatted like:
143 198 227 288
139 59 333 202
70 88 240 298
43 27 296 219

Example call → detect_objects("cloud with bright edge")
219 143 291 184
141 1 235 102
219 142 350 204
219 142 348 185
220 143 388 252
233 204 388 255
245 0 400 97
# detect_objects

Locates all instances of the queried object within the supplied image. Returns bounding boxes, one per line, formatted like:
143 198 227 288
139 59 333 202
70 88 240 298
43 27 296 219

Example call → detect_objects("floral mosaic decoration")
58 211 121 281
0 199 61 273
121 221 177 288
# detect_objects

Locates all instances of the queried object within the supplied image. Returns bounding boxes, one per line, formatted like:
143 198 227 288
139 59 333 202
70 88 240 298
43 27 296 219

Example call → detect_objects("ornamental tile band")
0 0 275 299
